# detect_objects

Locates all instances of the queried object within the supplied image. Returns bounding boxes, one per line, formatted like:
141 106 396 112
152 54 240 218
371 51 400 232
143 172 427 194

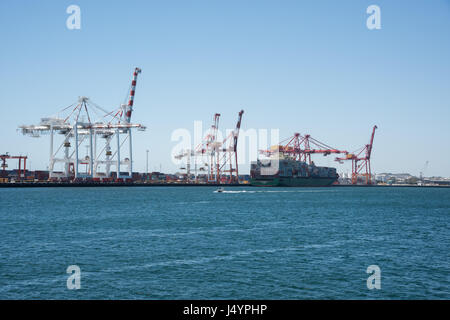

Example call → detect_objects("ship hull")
250 158 339 187
250 177 337 187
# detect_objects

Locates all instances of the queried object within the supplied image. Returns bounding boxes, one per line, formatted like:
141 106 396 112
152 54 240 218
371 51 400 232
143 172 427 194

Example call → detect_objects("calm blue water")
0 186 449 299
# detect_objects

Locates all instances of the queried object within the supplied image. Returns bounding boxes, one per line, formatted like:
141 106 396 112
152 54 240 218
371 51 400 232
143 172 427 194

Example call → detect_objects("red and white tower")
125 67 142 123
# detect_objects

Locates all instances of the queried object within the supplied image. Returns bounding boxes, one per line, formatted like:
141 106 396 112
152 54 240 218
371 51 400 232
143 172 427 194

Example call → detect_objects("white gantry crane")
19 68 146 182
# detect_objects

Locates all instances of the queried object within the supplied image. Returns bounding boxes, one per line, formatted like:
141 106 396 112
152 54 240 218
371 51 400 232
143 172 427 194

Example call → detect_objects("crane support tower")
208 113 221 183
18 68 146 182
0 153 28 181
335 125 378 185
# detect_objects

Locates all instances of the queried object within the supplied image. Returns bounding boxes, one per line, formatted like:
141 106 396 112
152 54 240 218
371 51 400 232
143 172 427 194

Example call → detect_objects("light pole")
146 149 149 180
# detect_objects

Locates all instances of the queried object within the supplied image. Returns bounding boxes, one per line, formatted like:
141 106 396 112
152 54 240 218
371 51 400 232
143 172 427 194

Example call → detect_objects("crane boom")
233 110 244 181
260 132 347 164
367 125 377 159
233 110 244 152
125 67 142 123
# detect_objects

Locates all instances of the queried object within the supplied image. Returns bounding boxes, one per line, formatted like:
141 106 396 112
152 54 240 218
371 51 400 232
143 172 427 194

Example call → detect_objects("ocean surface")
0 186 449 299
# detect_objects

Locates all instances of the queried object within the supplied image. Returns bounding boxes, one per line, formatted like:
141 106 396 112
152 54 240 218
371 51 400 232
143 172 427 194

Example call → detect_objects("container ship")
250 158 338 187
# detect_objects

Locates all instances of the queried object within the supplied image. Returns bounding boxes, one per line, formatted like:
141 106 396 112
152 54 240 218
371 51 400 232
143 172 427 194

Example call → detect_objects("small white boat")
216 187 224 193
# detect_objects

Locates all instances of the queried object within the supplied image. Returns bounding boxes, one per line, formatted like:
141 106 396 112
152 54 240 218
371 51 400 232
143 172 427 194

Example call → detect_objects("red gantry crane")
175 110 244 184
335 125 378 185
181 113 221 183
0 153 28 181
219 110 244 183
260 132 347 164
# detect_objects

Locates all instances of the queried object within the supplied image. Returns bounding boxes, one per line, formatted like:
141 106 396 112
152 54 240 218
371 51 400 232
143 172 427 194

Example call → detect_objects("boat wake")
215 189 334 194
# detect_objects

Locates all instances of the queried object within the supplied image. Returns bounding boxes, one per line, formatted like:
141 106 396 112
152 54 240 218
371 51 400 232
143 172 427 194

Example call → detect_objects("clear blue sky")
1 0 449 176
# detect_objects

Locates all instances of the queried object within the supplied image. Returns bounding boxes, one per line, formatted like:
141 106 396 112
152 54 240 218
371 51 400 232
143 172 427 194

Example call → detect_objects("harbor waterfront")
0 186 448 299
